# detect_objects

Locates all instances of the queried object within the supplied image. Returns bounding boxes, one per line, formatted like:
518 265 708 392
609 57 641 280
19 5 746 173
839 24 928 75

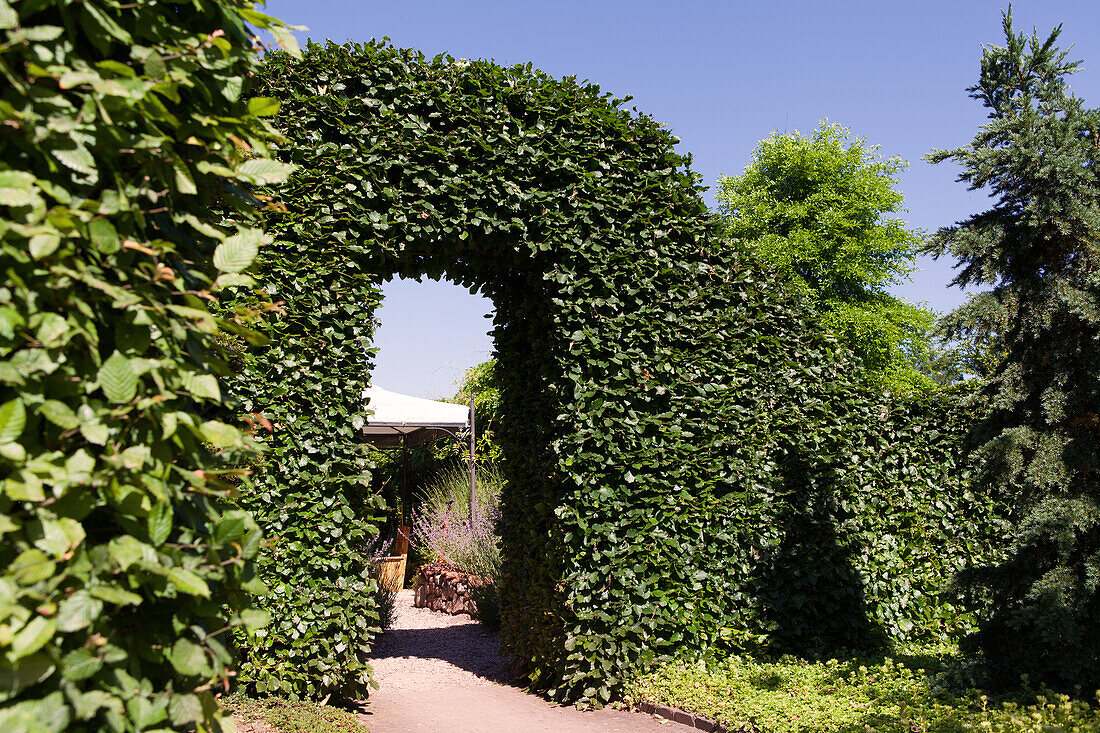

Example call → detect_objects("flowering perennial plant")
413 465 502 579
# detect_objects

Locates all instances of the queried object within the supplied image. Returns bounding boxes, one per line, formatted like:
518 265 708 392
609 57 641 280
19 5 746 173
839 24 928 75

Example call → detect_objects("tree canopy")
716 122 934 391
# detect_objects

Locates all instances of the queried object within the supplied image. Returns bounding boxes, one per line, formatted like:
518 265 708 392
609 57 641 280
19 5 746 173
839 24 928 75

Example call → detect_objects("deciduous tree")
717 123 934 391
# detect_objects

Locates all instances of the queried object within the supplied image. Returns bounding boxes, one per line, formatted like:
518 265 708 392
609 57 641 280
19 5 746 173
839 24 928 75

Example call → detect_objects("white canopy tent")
361 386 477 525
361 386 471 448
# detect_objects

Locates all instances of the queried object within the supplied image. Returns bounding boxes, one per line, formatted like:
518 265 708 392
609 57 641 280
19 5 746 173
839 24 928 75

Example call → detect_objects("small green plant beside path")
223 693 366 733
624 646 1100 733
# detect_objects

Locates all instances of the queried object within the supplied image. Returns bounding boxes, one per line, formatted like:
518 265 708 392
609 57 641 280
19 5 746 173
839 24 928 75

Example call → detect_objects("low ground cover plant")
222 693 366 733
625 645 1100 733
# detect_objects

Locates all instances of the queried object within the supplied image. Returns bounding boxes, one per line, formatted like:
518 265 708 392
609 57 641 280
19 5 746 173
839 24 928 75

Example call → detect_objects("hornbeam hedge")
0 1 296 730
243 41 1004 705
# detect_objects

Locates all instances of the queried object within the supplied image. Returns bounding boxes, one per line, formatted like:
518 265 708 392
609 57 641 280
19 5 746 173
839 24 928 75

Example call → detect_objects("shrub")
370 570 399 633
247 41 1006 704
413 464 502 580
0 1 295 730
470 583 501 632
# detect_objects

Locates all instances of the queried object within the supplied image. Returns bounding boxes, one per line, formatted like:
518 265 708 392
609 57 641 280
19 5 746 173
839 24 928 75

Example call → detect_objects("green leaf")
199 420 243 447
0 187 40 207
39 401 79 430
97 351 138 403
248 97 280 117
167 568 210 598
11 616 56 660
215 511 248 543
34 313 67 345
167 694 203 726
56 591 103 633
147 501 172 546
88 218 120 253
0 172 41 206
214 273 256 289
0 654 55 698
169 638 209 677
240 608 271 630
54 146 97 179
0 442 24 462
0 170 34 188
107 535 150 571
89 585 142 606
82 1 132 44
0 399 25 444
182 372 220 401
237 158 295 185
10 549 54 585
0 0 16 30
60 649 102 681
28 231 60 259
172 154 197 195
271 26 302 58
213 228 261 273
80 421 109 446
21 25 64 41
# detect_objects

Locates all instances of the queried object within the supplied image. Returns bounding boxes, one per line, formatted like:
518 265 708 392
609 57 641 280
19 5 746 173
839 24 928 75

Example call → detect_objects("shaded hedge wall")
243 40 1005 705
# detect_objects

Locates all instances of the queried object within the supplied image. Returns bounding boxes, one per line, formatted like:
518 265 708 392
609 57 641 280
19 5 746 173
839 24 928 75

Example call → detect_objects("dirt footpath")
358 590 672 732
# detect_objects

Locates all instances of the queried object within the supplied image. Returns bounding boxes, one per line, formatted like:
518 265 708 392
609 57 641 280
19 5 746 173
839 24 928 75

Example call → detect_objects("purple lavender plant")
412 464 502 580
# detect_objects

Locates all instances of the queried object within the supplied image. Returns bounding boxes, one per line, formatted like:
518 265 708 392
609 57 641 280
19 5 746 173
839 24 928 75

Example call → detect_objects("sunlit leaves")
242 41 1000 707
0 0 296 728
96 352 137 404
169 639 210 677
213 228 262 273
237 158 295 185
0 399 26 443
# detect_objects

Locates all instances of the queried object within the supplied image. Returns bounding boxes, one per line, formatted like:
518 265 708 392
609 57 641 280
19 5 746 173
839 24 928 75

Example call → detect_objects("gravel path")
357 590 673 732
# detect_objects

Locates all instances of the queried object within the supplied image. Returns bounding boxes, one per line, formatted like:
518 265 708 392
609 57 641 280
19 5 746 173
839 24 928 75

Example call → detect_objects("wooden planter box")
376 555 407 592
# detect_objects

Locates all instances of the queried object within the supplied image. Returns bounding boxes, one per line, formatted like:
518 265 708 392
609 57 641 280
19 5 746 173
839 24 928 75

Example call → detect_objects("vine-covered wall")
246 41 1004 705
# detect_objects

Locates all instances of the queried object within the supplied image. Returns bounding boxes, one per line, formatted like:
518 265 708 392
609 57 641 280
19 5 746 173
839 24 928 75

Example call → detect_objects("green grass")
624 643 1100 733
222 693 367 733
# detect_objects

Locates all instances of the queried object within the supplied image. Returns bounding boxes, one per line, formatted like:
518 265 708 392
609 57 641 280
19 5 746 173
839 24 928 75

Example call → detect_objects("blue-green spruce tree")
926 11 1100 689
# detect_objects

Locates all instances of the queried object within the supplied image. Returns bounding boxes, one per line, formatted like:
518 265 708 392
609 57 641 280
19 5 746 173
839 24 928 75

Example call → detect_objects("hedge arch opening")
235 40 735 704
230 41 965 706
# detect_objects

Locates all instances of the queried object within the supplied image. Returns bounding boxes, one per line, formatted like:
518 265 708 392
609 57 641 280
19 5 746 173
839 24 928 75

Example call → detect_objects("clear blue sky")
264 0 1100 398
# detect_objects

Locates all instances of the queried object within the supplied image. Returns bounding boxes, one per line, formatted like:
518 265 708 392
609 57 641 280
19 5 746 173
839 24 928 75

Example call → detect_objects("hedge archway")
230 41 994 705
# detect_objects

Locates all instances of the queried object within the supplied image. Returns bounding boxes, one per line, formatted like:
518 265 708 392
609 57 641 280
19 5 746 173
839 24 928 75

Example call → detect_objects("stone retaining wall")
413 563 490 616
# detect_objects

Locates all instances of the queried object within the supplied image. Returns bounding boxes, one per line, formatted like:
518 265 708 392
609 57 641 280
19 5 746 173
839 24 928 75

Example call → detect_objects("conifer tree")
926 10 1100 689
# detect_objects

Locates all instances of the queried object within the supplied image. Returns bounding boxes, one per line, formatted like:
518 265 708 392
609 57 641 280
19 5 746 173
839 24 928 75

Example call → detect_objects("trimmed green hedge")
746 385 1005 653
242 40 1006 705
0 1 294 729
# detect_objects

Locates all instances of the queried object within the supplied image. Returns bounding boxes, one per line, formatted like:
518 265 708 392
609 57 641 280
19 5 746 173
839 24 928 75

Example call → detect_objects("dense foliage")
626 644 1100 733
0 0 295 730
747 386 1005 654
236 40 1007 704
224 128 389 700
925 12 1100 690
716 123 934 391
446 359 501 464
